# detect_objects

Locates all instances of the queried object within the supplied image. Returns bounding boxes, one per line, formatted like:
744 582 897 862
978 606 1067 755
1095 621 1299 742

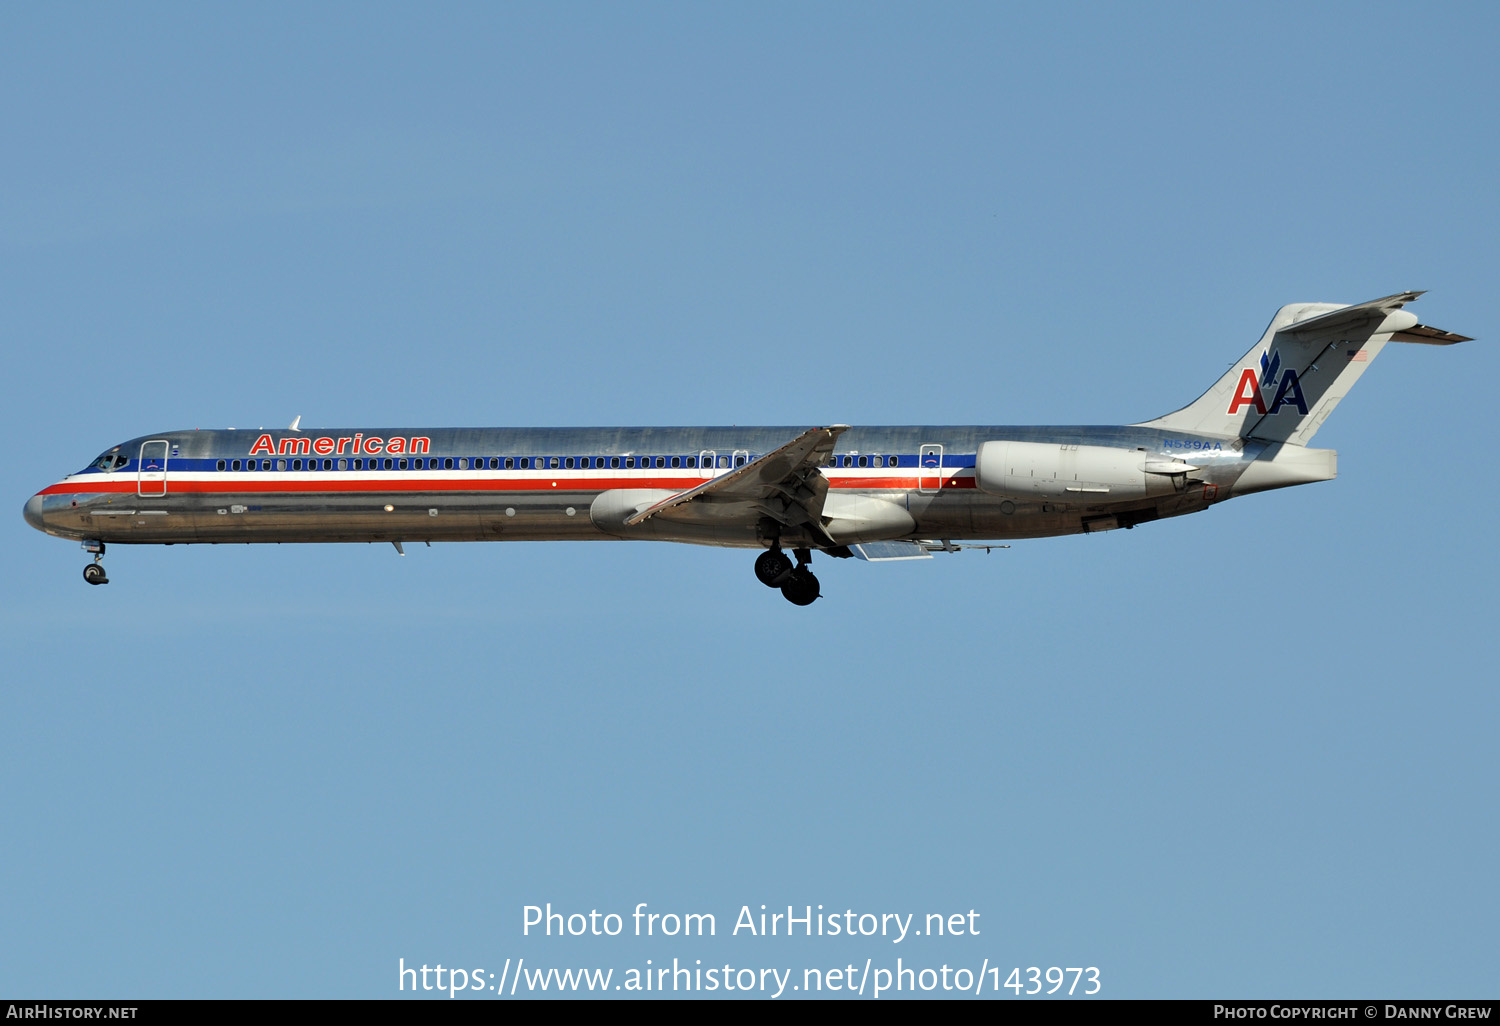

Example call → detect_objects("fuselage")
25 423 1265 550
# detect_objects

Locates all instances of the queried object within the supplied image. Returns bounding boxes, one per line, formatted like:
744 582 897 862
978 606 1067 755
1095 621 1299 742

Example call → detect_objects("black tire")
754 549 794 588
780 569 820 606
83 563 108 586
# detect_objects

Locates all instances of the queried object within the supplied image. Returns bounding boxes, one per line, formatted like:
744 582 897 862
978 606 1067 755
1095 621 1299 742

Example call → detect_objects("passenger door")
138 440 169 496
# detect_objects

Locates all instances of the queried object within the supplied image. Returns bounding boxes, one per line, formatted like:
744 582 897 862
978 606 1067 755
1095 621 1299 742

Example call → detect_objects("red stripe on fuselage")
38 474 976 496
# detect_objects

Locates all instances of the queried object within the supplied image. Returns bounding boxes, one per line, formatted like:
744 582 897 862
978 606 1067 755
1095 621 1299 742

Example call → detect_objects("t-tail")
1135 291 1473 495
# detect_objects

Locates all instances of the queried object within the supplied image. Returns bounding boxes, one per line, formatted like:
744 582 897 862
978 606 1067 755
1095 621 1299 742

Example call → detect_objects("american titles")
248 434 431 457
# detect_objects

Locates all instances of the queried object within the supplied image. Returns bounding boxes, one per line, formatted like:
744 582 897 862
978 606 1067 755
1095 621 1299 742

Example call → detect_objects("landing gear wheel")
754 549 794 587
83 563 108 586
780 568 820 606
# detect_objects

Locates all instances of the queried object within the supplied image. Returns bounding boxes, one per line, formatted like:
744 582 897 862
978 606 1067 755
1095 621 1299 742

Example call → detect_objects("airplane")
23 291 1473 605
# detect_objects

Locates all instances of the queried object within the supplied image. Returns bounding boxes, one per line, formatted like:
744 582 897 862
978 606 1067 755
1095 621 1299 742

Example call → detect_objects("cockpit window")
90 453 128 471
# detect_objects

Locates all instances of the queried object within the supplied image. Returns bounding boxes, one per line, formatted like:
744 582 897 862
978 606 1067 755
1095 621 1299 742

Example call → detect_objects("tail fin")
1136 291 1473 444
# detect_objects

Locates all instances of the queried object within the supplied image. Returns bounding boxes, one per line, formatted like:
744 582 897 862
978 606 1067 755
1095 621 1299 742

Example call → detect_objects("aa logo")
1227 349 1308 416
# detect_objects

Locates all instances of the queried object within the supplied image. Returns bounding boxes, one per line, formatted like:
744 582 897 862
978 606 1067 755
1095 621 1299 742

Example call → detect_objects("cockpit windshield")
88 452 129 472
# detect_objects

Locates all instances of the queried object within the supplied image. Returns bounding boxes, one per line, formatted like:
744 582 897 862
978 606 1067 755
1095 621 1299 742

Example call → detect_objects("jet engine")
975 441 1190 500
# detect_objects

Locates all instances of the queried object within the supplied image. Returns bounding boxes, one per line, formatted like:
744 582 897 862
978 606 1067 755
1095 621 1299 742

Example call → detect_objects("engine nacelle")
975 441 1183 501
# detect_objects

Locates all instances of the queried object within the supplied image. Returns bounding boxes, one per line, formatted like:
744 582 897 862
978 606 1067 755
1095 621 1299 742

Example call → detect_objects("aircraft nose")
23 493 46 532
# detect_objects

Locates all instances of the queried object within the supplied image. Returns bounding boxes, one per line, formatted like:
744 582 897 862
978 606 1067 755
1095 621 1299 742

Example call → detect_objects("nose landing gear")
82 542 108 585
755 546 819 606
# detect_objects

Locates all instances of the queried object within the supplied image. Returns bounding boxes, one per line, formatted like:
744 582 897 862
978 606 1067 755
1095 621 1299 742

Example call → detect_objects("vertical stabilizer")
1135 292 1468 444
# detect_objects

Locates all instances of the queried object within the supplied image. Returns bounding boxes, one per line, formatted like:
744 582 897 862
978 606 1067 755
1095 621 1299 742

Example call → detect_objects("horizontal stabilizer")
1281 290 1425 337
1391 323 1474 345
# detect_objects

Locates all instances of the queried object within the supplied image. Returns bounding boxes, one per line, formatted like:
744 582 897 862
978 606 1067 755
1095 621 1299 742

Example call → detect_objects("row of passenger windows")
213 454 905 472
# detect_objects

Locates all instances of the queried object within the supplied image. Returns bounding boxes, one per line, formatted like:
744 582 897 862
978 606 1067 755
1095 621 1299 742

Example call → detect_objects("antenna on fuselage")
288 415 302 431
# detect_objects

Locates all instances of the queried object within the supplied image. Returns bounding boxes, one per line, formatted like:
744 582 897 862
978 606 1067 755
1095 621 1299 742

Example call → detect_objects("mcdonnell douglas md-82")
24 291 1473 605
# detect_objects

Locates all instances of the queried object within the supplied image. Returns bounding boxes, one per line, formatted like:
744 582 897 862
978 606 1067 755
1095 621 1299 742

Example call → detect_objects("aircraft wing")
625 425 849 542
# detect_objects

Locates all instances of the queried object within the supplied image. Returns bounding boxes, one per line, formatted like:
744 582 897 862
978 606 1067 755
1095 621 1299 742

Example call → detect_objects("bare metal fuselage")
25 424 1261 552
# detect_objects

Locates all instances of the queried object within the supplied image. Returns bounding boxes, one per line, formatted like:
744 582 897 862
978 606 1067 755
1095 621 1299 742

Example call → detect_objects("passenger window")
457 458 467 470
398 459 408 470
671 456 680 468
564 457 574 469
610 457 620 469
717 455 729 469
686 456 697 468
889 456 898 467
549 457 559 469
216 460 226 471
656 456 666 468
278 459 288 471
323 459 333 471
858 456 868 468
624 457 634 468
337 459 347 471
231 460 241 471
444 458 454 470
384 458 393 470
734 455 745 467
504 457 514 470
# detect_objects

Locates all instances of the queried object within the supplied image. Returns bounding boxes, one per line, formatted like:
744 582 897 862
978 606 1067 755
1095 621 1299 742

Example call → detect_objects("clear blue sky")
4 1 1496 999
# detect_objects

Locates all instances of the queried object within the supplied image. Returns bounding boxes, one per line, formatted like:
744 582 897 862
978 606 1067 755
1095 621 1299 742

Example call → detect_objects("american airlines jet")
24 292 1471 605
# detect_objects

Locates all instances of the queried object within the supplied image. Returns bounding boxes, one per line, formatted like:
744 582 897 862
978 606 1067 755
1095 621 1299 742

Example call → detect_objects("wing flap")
850 541 933 561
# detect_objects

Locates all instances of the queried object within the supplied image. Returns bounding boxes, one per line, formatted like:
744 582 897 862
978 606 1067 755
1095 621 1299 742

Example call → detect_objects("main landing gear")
755 547 820 606
82 541 108 586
